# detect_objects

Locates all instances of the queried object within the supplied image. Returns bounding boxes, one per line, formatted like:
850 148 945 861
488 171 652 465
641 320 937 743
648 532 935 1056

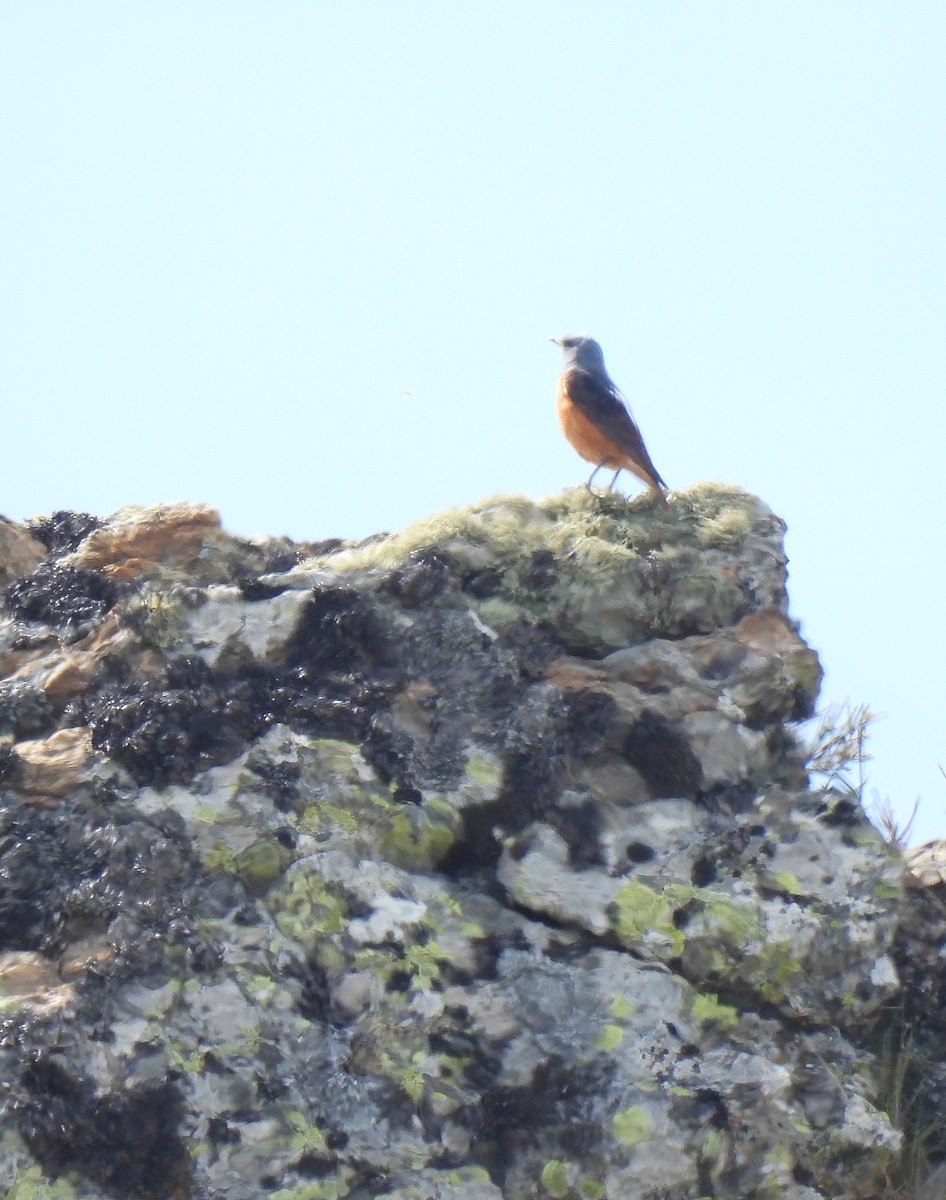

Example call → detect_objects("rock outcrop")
0 488 909 1199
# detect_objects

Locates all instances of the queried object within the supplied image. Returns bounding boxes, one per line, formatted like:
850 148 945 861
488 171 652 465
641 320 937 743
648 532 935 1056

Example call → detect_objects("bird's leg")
608 469 622 492
586 464 603 491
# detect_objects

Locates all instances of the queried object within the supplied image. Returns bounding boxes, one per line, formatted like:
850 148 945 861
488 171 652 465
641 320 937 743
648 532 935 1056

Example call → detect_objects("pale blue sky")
2 4 944 841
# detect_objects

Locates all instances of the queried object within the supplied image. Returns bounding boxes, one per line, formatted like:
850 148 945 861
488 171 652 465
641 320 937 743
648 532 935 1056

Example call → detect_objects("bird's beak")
549 336 561 345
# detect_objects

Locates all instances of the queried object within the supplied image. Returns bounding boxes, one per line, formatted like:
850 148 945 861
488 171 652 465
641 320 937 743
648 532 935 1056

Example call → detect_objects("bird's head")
550 333 607 374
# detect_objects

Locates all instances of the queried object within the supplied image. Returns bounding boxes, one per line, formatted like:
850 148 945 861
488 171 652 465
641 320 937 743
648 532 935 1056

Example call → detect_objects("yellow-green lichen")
303 491 651 623
379 798 459 872
305 738 365 774
612 1105 653 1147
756 941 803 1003
609 994 634 1020
166 1042 206 1075
873 878 903 901
377 1043 429 1106
239 970 278 1004
610 880 684 956
696 506 752 549
302 494 545 575
596 1023 625 1052
401 939 453 990
299 802 359 835
293 739 463 871
233 838 295 892
693 887 762 946
469 597 526 633
5 1167 78 1200
304 486 762 586
118 585 191 651
700 1127 726 1167
268 1171 352 1200
193 802 220 825
464 755 502 789
285 1111 329 1156
672 481 762 526
203 842 237 873
692 991 740 1030
270 870 348 949
540 1159 573 1197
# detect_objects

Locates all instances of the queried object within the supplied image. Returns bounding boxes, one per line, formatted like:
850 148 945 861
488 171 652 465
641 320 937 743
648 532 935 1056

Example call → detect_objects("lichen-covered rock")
0 488 909 1199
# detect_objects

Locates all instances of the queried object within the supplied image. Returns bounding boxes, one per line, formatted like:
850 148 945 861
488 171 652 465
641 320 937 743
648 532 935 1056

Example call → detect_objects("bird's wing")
565 369 667 489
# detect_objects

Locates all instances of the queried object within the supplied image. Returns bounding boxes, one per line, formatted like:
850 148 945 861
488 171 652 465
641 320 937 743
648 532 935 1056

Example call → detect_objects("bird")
551 334 668 502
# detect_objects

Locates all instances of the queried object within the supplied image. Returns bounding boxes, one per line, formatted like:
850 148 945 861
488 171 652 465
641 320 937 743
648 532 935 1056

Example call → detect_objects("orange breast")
556 384 626 469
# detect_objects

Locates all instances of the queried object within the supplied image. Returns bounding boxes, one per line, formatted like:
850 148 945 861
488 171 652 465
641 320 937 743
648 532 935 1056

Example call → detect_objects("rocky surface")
0 488 910 1199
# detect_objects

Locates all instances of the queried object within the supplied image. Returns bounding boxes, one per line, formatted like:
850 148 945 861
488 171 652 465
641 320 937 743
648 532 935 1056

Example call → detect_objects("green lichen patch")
610 880 685 957
379 798 459 872
607 879 813 1012
269 867 349 949
290 739 460 870
755 941 804 1004
302 493 547 576
609 995 635 1021
612 1105 653 1148
116 583 193 651
540 1158 573 1197
5 1166 78 1200
691 991 741 1030
232 836 295 892
269 1173 353 1200
695 505 752 550
595 1023 625 1052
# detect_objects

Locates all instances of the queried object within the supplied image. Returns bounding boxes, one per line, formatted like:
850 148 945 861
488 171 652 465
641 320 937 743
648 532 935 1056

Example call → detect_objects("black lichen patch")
560 687 619 755
373 604 525 794
441 688 582 875
0 679 55 737
15 1059 192 1200
0 746 24 789
255 542 301 576
281 585 394 677
0 801 226 973
27 510 102 555
550 800 606 870
84 665 377 787
690 854 718 885
236 576 291 601
474 1057 610 1185
520 549 558 593
361 721 423 805
83 588 397 788
85 661 254 788
494 686 616 824
244 749 302 810
383 548 455 608
5 561 119 630
461 565 504 598
622 713 703 798
439 798 511 876
815 790 862 827
496 623 560 681
625 840 657 866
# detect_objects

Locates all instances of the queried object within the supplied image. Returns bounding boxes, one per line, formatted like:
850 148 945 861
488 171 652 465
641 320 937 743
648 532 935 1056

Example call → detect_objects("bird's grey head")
550 333 607 375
